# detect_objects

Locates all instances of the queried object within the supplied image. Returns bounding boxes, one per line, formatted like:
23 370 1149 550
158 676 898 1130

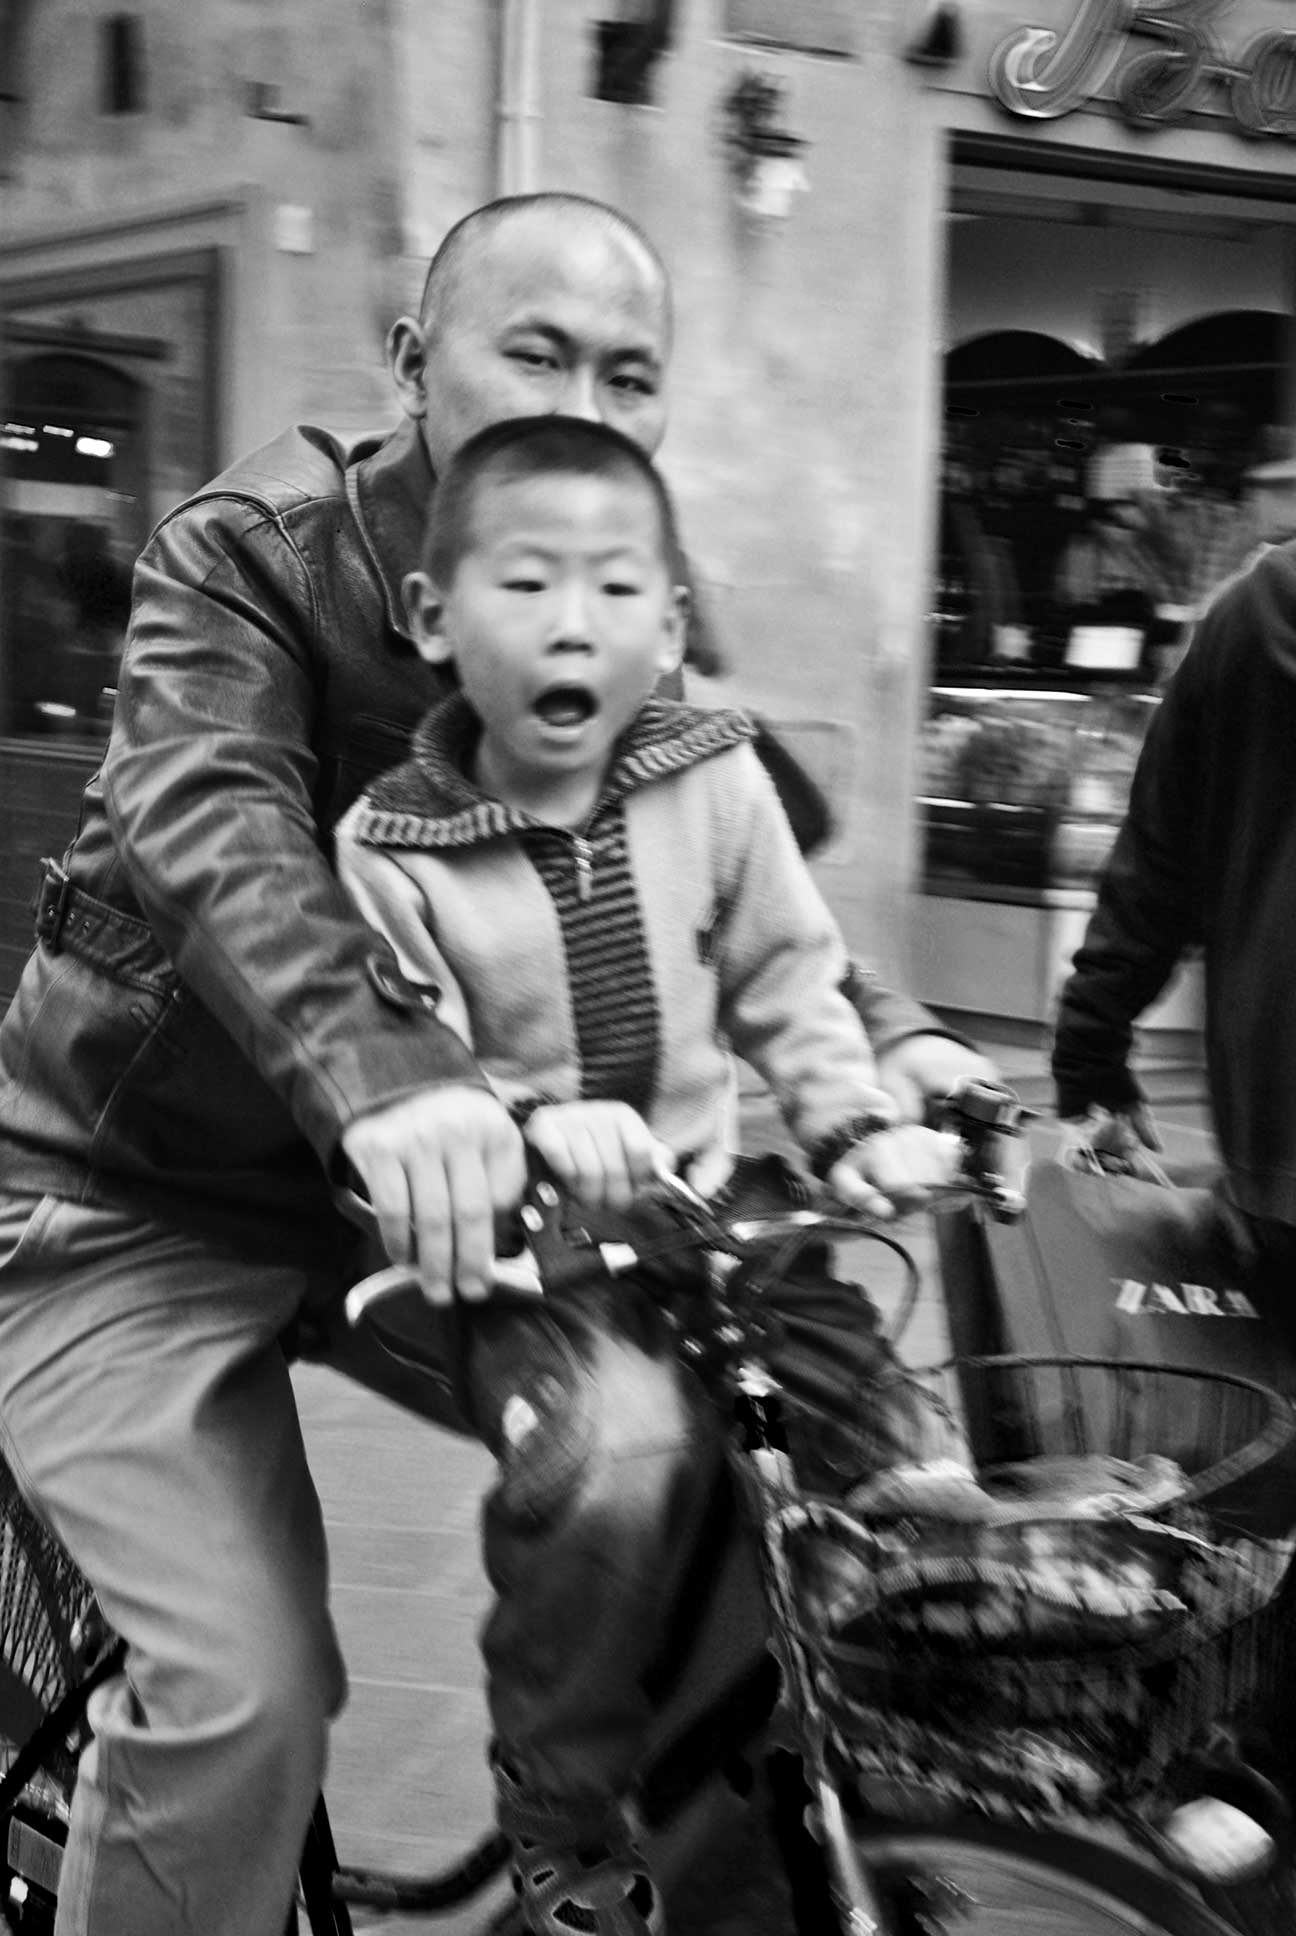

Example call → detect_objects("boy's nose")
547 581 595 647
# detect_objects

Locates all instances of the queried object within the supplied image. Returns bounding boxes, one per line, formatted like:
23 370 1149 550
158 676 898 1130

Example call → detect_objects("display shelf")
919 676 1160 897
913 673 1200 1032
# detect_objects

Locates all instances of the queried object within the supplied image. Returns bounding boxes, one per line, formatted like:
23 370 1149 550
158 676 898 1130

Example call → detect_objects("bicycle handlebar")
341 1078 1028 1325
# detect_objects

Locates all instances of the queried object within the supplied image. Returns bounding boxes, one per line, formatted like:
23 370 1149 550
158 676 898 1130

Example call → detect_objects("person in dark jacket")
1053 539 1296 1271
0 192 994 1936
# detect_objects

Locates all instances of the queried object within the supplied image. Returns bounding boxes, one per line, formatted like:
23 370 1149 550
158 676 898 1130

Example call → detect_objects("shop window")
101 13 145 116
935 308 1292 678
2 350 144 737
0 252 219 744
921 163 1296 913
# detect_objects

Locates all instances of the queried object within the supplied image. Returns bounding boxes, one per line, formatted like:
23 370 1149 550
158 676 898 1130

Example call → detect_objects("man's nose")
558 366 601 423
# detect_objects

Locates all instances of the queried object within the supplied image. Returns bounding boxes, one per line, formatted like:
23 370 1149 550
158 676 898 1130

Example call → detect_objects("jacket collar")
351 695 757 850
346 417 434 643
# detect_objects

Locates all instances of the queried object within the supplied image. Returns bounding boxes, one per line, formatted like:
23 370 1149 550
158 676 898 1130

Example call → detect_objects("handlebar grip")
332 1183 529 1259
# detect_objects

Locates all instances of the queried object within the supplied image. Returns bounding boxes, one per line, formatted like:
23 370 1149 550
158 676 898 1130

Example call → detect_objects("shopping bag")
938 1159 1296 1538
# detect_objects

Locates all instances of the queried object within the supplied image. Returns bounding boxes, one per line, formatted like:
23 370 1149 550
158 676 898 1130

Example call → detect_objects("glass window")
0 252 219 742
933 170 1296 688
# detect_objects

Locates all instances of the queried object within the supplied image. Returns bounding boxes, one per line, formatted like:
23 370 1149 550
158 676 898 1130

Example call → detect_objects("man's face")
404 213 670 474
415 469 684 813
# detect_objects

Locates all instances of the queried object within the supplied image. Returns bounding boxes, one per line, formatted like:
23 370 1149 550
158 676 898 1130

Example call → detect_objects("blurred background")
7 0 1290 1902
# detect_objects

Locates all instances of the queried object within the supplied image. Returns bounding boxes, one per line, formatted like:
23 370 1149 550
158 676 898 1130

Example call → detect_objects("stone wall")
388 0 944 971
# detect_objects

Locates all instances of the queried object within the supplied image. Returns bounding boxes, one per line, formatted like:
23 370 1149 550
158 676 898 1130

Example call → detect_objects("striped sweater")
335 694 885 1174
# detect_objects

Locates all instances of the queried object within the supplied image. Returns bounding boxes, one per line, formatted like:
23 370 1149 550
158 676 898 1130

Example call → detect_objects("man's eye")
509 349 557 373
609 370 656 398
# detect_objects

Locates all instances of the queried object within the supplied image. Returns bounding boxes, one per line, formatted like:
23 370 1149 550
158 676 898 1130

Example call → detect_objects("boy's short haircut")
423 415 683 585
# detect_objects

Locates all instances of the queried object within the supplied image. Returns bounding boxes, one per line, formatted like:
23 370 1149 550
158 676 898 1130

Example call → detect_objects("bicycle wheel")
854 1817 1247 1936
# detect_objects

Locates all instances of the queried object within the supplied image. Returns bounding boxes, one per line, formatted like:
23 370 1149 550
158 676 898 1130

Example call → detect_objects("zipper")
571 834 594 903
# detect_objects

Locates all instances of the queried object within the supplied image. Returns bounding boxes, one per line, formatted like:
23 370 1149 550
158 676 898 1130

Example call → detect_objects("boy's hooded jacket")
1053 541 1296 1223
337 694 887 1178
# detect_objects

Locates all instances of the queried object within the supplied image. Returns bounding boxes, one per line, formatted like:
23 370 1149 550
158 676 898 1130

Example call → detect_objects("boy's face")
410 469 685 809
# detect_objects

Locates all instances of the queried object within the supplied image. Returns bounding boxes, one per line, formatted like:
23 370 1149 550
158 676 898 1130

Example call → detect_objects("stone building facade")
0 0 941 993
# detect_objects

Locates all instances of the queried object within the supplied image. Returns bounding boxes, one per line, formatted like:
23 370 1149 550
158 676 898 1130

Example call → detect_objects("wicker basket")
779 1356 1296 1820
1 1456 100 1791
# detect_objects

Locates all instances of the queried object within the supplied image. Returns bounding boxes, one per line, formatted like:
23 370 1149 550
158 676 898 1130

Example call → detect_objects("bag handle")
1055 1130 1175 1189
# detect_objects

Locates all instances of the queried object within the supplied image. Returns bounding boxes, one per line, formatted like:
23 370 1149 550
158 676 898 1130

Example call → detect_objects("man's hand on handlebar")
340 1085 526 1306
826 1122 966 1220
522 1101 675 1213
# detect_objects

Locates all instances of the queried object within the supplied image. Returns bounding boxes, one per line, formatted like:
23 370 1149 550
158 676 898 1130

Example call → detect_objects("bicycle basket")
1 1455 99 1788
779 1356 1296 1821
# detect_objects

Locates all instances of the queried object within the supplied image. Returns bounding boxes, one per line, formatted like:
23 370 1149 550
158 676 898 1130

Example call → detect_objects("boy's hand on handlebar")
827 1123 965 1219
523 1101 674 1213
874 1035 1001 1124
340 1086 526 1306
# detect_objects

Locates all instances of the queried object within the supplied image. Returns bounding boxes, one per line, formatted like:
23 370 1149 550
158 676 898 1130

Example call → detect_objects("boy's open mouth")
532 684 598 728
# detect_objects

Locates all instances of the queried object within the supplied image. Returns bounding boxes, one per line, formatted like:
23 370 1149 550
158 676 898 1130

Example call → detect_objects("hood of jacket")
348 693 758 849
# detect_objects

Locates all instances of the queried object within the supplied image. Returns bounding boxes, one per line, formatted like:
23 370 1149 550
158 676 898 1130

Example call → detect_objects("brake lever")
334 1183 550 1310
935 1078 1032 1222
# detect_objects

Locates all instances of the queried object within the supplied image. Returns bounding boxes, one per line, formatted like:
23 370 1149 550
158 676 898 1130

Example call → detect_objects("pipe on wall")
497 0 542 195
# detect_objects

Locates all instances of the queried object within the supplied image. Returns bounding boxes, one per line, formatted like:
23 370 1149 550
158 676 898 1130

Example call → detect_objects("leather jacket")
0 416 948 1265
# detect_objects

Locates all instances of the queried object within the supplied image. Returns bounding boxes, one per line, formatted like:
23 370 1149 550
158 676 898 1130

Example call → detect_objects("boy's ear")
402 570 453 664
658 584 690 676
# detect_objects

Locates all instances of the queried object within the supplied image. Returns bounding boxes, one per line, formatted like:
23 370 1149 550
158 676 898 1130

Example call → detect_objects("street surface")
295 1044 1218 1934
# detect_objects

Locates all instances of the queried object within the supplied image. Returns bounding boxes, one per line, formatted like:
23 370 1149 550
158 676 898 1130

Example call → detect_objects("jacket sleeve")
841 964 972 1059
101 497 488 1171
1051 639 1206 1120
709 748 889 1151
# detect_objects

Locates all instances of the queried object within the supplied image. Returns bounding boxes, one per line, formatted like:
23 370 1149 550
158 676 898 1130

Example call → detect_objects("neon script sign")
989 0 1296 136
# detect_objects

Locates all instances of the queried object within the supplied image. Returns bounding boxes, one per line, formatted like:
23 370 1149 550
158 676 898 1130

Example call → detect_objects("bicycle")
3 1080 1295 1936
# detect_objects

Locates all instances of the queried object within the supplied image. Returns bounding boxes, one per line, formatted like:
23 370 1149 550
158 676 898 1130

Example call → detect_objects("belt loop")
35 857 72 951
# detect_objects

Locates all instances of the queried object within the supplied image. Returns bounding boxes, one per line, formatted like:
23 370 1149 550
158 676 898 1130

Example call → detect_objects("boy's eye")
604 581 641 598
502 576 546 593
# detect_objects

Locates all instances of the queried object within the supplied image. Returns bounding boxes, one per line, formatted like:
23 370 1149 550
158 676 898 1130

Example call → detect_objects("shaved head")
420 193 672 347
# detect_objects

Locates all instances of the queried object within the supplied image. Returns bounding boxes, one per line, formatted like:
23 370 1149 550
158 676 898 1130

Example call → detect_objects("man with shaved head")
0 192 992 1935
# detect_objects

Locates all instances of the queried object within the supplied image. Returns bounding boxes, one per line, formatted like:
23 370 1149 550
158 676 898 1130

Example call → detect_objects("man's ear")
387 316 427 421
403 571 453 664
657 584 690 677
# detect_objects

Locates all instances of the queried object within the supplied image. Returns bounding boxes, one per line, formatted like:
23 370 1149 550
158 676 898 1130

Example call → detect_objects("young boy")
335 415 961 1935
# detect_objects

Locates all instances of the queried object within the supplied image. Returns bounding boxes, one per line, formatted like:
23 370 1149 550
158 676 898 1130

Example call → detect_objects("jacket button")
366 953 441 1016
